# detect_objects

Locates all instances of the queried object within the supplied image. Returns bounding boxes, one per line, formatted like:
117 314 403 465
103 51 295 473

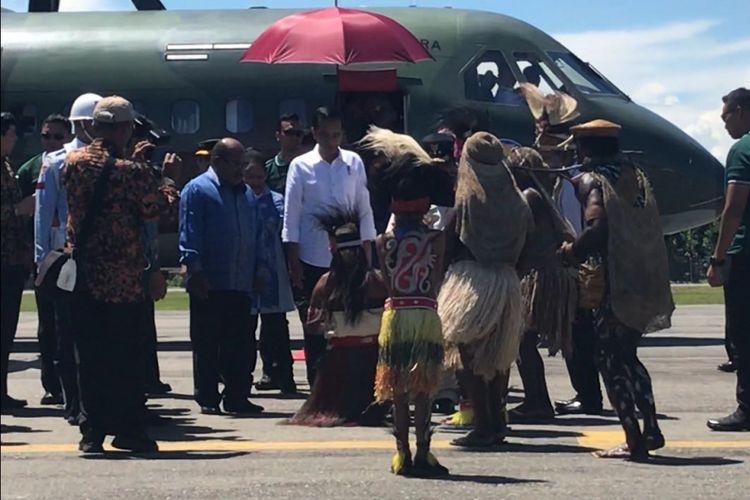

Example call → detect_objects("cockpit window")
464 50 523 106
547 51 620 95
513 52 565 95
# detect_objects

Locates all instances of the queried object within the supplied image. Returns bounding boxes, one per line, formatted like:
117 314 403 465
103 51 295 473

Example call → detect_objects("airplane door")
336 69 406 145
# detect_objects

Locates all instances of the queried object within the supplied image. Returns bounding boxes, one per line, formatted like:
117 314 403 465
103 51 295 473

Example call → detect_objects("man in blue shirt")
179 138 263 415
245 150 296 394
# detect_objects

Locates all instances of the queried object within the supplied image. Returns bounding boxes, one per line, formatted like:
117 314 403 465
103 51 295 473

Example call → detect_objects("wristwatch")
709 257 725 267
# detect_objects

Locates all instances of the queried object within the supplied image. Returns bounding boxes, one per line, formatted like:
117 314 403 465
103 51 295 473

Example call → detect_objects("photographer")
129 114 181 399
64 96 176 453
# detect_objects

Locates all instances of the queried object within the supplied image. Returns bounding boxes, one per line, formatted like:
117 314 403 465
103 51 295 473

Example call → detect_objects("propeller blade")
28 0 60 12
132 0 166 10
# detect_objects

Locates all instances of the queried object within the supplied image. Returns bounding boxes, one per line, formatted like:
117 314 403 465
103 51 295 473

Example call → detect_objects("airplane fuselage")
1 7 724 240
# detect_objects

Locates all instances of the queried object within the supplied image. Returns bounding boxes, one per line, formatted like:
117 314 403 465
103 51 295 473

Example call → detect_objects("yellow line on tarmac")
577 430 750 450
1 439 425 454
2 434 749 454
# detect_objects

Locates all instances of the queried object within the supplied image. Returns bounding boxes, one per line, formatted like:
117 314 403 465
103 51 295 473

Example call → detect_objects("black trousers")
35 286 61 396
252 312 294 385
1 265 26 399
596 309 659 446
293 263 328 387
189 291 255 407
54 295 80 421
725 253 750 414
563 309 603 407
139 299 162 388
72 295 145 436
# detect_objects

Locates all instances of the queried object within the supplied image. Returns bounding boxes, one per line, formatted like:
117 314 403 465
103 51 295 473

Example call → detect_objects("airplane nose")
643 135 724 234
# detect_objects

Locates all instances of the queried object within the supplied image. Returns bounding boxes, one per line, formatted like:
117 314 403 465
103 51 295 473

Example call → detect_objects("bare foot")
594 442 649 461
593 443 632 459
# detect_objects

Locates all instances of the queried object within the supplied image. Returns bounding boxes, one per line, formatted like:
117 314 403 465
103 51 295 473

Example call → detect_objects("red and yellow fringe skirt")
374 297 445 401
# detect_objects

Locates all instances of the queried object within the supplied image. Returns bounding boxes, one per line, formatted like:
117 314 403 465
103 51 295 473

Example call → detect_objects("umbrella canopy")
240 7 434 65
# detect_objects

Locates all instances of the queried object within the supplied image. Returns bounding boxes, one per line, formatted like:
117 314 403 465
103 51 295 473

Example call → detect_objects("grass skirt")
439 260 524 381
521 265 578 357
374 307 445 401
289 338 385 427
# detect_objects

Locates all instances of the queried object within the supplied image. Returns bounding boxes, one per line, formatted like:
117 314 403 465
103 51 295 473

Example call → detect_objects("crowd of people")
1 85 748 474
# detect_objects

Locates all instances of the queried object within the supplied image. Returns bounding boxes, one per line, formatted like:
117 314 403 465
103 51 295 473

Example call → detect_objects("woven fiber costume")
439 132 533 381
562 119 673 460
288 210 389 427
509 147 578 357
361 126 453 477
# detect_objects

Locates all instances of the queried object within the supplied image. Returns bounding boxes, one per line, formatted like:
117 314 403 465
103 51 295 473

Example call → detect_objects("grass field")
19 285 724 313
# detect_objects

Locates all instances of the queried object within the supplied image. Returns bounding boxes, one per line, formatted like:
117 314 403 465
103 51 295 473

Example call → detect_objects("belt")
384 297 438 311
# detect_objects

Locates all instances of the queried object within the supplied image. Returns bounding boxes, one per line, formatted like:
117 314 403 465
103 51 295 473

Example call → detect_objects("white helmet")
69 93 102 121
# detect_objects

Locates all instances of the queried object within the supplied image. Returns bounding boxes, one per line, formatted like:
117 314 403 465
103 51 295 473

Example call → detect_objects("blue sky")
3 0 749 159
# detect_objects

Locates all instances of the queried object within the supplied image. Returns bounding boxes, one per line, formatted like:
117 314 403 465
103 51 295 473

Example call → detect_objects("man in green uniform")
16 115 71 198
707 87 750 432
265 113 303 194
15 114 71 405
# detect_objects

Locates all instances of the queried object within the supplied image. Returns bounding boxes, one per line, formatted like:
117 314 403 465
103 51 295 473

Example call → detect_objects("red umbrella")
240 7 434 65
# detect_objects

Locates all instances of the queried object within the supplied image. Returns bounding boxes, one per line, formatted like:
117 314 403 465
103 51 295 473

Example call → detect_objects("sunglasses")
281 129 304 137
41 132 65 140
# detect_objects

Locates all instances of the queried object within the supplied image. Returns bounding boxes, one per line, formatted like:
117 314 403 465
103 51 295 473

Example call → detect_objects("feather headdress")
358 126 454 207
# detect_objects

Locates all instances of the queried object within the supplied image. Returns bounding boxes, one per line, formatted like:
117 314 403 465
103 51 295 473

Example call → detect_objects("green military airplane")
1 1 724 242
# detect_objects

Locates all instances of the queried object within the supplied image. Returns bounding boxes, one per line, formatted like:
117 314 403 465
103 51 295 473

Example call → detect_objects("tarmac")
2 305 749 499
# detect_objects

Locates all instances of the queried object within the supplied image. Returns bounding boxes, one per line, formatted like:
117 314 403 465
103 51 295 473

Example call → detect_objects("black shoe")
508 404 555 423
146 382 172 395
200 405 222 415
555 399 602 416
255 375 279 391
554 397 577 408
707 409 750 432
1 395 28 412
223 399 264 415
40 392 64 405
78 432 105 454
280 381 298 395
717 361 736 373
433 398 456 415
112 434 159 453
39 392 65 406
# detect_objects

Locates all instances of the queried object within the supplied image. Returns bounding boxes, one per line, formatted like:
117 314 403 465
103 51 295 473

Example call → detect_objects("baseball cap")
93 96 136 124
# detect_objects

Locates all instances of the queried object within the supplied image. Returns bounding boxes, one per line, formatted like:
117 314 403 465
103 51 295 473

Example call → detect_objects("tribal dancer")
559 119 674 460
508 147 578 422
289 210 388 427
439 132 534 448
520 83 606 416
361 127 453 477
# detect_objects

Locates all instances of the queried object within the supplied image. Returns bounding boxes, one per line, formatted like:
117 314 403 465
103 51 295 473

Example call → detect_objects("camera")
132 113 171 167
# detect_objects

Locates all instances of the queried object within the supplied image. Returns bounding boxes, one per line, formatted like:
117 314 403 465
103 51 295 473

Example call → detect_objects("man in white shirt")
282 106 376 386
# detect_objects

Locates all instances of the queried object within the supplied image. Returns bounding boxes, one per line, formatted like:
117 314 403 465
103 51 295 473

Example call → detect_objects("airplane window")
547 51 620 96
279 99 308 127
171 100 200 135
513 52 564 95
226 99 253 133
464 50 523 106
